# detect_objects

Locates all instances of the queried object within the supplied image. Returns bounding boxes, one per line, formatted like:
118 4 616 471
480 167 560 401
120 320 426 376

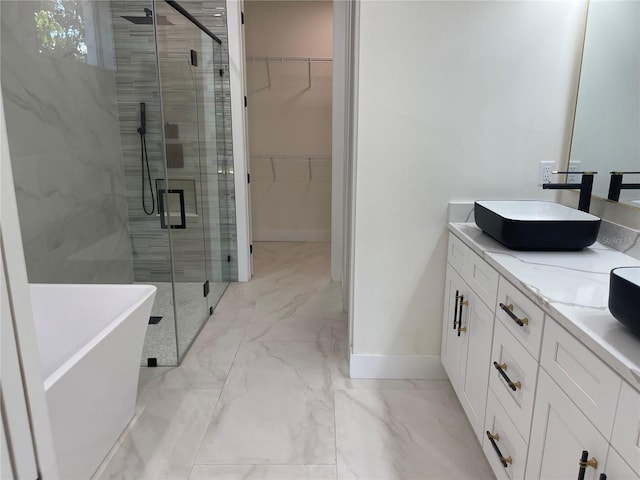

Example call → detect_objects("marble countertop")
449 222 640 391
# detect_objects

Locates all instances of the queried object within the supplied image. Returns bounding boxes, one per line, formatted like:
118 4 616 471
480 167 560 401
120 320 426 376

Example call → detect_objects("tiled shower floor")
141 281 228 365
94 242 493 480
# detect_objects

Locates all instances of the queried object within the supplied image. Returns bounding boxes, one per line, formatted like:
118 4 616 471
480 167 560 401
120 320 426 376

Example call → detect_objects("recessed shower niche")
1 0 236 366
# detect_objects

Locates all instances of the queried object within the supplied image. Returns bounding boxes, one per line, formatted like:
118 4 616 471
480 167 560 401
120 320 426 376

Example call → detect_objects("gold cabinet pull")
578 451 598 480
499 302 529 327
579 457 598 469
455 293 468 337
486 431 512 468
493 361 522 391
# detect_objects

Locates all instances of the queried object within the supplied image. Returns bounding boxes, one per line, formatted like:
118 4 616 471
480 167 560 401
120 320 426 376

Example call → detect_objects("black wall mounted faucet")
542 171 597 213
607 171 640 201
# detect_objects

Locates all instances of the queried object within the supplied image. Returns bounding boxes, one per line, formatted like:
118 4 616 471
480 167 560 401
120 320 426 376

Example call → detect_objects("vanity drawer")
483 389 527 480
496 278 544 360
448 233 468 276
464 250 499 311
541 320 621 438
489 321 538 441
610 381 640 476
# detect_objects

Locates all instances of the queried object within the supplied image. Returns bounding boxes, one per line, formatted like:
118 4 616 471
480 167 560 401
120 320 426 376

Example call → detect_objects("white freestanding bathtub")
29 284 156 480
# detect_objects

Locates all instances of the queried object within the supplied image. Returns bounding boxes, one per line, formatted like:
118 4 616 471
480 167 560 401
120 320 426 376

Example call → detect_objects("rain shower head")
121 8 173 25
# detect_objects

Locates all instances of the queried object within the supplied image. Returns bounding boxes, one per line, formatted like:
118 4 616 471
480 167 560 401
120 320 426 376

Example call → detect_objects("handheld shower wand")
138 102 155 215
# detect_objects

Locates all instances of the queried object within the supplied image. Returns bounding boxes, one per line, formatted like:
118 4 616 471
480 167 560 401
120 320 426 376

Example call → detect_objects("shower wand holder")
137 102 146 135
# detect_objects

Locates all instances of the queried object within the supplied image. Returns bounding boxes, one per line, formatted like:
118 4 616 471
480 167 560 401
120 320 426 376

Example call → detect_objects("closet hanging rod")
251 155 331 159
247 56 333 63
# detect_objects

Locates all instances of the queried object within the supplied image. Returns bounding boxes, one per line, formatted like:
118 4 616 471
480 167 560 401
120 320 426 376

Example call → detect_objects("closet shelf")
247 56 333 89
250 155 331 181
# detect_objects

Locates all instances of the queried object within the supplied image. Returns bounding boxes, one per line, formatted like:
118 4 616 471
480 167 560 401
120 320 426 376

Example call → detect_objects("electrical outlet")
567 161 582 184
538 161 554 186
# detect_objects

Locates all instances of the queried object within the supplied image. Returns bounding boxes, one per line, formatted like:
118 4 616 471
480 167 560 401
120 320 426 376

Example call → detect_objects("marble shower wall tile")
334 389 493 480
195 341 336 465
1 0 134 284
110 0 238 283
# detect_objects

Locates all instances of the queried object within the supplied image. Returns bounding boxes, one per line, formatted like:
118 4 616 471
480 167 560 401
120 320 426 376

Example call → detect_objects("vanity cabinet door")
610 382 640 476
526 370 608 480
459 289 495 442
441 264 468 390
603 447 640 480
541 320 621 437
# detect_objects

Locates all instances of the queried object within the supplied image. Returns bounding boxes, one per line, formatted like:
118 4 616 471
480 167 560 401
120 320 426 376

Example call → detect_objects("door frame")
227 0 358 288
227 0 252 282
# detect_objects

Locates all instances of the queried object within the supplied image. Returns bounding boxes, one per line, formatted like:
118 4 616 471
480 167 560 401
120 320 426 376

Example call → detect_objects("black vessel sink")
474 200 601 250
610 267 640 335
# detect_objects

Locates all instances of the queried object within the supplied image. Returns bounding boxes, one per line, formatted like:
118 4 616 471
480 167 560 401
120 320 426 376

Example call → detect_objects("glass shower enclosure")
131 0 233 366
1 0 234 367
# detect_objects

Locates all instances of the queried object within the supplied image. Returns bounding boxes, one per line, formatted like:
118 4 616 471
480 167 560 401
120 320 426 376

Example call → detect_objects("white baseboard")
252 228 331 242
349 353 447 380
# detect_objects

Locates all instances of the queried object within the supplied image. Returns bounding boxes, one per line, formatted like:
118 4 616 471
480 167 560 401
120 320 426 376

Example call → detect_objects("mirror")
568 0 640 208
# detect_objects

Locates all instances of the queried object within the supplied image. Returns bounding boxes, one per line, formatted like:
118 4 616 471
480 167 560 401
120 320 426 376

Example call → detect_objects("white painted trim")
227 0 252 282
252 229 330 242
331 0 348 283
346 0 360 344
349 353 448 380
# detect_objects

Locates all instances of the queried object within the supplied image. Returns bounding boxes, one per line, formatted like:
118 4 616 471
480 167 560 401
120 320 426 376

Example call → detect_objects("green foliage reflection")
34 0 87 62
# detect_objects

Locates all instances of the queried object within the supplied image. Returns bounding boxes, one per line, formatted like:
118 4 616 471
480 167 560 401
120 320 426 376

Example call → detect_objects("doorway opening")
244 0 334 259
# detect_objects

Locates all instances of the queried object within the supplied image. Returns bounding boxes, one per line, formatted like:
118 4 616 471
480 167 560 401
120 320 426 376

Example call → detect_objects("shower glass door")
154 1 216 362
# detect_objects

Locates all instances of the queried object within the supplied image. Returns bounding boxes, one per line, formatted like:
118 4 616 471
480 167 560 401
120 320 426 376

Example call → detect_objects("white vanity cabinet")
442 229 640 480
609 382 640 478
441 236 498 442
526 369 609 480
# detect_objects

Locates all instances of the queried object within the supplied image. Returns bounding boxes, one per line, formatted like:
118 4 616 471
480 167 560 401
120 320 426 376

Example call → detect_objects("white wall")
245 1 333 242
350 1 587 371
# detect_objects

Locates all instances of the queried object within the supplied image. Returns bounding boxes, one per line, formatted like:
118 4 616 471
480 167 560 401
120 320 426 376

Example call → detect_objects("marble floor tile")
96 242 491 480
242 286 336 342
140 290 255 391
189 464 337 480
195 341 336 465
93 388 222 480
334 389 493 480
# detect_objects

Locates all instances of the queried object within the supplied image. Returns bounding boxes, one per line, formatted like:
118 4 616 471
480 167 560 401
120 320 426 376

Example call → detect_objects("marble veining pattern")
449 222 640 389
1 1 134 284
95 242 492 479
335 388 494 480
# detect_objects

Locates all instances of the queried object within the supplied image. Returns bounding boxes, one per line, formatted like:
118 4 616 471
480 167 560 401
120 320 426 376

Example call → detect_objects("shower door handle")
158 189 186 229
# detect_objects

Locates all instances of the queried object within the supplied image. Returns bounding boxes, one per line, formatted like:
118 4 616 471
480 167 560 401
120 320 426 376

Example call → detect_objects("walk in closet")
244 1 333 242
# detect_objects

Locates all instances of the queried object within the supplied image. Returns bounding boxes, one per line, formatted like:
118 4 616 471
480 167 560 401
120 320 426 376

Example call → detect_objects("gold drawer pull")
578 451 598 480
486 431 512 468
493 361 522 391
499 303 529 327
